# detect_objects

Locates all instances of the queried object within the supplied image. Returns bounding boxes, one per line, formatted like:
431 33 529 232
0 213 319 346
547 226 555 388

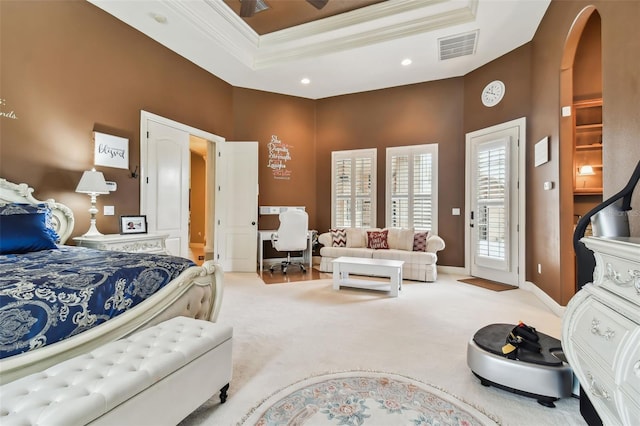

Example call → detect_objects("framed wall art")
94 131 129 169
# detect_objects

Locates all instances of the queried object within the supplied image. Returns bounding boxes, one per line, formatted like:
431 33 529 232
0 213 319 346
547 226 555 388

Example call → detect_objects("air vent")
438 30 478 60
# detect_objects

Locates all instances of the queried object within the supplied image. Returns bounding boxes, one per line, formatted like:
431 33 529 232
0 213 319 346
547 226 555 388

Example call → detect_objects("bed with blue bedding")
0 246 195 359
0 178 224 384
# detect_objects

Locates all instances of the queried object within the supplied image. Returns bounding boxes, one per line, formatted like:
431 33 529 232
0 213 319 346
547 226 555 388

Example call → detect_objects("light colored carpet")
180 272 586 426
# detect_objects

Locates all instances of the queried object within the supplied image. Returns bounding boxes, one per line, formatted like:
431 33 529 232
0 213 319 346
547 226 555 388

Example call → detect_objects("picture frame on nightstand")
120 215 147 234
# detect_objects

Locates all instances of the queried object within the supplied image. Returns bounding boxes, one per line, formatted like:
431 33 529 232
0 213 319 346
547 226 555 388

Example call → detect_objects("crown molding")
164 0 259 66
171 0 478 70
255 2 478 68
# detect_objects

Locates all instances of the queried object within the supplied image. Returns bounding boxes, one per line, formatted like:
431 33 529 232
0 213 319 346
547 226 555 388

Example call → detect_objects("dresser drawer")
574 350 619 422
619 331 640 404
571 299 634 371
596 250 640 311
620 394 640 426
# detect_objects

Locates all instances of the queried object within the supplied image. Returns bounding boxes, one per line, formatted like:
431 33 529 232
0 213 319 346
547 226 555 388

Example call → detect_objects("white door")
466 119 524 286
143 120 190 257
215 142 259 271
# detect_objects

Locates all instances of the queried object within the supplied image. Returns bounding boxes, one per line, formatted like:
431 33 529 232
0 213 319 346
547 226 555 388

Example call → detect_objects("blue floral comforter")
0 246 195 359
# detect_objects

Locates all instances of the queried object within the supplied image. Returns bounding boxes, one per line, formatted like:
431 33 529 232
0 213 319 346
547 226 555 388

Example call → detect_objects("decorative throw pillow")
330 228 347 247
388 228 414 251
413 231 431 252
0 203 59 242
346 228 366 248
367 229 389 249
0 204 59 254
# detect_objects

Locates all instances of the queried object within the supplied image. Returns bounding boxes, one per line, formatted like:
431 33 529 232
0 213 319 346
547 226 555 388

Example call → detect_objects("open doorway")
559 7 602 303
140 111 259 272
189 135 209 265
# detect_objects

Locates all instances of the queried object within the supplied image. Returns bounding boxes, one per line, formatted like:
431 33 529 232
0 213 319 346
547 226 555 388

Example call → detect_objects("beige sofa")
318 228 445 282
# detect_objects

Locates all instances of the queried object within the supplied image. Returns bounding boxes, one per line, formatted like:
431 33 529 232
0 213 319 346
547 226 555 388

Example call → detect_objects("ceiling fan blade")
306 0 329 10
239 0 257 17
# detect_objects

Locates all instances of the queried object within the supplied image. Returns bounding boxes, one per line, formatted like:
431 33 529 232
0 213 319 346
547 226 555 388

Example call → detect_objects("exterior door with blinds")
468 125 520 285
331 149 376 228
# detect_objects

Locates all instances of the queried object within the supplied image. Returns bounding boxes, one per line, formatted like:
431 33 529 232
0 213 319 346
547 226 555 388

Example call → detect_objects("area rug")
240 371 501 425
458 277 517 292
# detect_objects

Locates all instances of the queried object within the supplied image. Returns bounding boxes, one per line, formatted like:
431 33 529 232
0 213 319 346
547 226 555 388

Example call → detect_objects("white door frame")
140 110 225 259
464 117 526 286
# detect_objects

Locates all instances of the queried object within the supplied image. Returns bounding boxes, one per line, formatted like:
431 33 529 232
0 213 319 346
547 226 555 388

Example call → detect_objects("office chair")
270 209 309 274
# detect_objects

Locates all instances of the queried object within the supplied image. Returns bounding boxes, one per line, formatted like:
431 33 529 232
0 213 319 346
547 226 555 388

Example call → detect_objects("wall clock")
481 80 505 107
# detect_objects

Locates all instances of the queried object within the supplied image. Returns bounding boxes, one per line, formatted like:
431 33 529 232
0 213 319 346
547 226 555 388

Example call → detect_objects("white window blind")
475 142 507 261
386 144 438 233
331 149 376 228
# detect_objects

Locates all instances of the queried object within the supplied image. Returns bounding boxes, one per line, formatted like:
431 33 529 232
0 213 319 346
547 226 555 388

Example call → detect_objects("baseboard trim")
438 265 467 276
522 280 566 317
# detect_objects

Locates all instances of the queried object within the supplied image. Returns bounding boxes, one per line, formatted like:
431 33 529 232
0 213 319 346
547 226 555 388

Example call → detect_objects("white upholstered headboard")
0 178 75 244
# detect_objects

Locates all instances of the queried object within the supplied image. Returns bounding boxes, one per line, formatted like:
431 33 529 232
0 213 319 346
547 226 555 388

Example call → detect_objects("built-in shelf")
576 123 602 131
574 188 603 195
573 98 603 196
575 144 602 150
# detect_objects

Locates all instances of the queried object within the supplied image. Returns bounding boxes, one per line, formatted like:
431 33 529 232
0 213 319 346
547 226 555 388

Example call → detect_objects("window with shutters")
386 144 438 233
331 149 376 228
475 141 507 261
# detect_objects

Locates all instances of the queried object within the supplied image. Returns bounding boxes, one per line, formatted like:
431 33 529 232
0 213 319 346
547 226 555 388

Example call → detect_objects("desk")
258 230 314 271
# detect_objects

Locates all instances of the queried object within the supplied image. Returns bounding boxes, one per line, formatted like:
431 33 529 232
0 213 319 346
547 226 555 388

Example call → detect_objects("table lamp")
75 168 110 236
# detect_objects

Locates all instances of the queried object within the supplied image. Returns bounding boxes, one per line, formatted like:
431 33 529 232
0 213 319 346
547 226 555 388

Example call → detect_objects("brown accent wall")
231 88 317 231
0 0 233 238
525 0 640 305
463 45 532 134
316 79 465 267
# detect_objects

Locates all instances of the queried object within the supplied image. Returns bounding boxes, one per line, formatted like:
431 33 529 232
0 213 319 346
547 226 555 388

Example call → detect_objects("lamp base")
82 220 103 237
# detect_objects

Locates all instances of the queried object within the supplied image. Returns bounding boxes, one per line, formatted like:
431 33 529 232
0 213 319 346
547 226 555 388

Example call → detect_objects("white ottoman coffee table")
332 256 404 297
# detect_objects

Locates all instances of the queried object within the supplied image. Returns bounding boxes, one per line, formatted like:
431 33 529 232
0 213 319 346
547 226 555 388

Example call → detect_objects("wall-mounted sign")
267 134 292 180
0 98 18 120
94 131 129 169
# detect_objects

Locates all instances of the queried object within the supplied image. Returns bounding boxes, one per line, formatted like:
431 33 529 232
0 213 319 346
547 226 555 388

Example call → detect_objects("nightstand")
73 233 169 254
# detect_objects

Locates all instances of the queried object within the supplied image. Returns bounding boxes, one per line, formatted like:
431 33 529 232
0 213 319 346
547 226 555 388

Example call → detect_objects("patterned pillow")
413 231 431 252
330 228 347 247
367 229 389 249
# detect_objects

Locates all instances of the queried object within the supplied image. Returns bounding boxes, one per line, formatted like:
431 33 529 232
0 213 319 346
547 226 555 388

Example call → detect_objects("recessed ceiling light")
401 58 412 66
301 78 311 85
150 13 168 24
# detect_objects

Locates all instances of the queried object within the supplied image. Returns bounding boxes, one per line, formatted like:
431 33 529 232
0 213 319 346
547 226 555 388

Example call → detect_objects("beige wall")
1 0 638 305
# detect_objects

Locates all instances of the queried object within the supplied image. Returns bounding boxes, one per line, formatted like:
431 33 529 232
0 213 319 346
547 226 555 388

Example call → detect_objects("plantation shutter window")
331 149 376 228
386 144 438 233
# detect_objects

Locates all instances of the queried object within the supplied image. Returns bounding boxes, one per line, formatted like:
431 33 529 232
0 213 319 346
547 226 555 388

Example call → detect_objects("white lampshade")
76 169 110 194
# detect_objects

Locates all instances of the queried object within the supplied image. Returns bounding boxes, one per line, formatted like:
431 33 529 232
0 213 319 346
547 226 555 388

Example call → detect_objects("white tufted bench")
0 316 233 426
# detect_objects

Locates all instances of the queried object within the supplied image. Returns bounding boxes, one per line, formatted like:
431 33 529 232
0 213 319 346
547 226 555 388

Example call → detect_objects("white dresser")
562 236 640 425
73 233 169 254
